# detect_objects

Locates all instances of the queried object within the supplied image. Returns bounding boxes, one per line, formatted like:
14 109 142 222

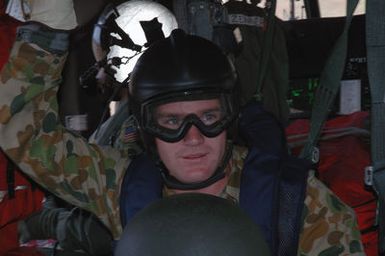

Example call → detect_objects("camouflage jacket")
0 24 364 255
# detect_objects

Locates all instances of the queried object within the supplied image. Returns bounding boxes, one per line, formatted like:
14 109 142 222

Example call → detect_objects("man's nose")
183 125 204 145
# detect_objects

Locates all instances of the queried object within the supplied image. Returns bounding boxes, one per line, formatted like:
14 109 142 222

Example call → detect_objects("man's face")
154 99 227 184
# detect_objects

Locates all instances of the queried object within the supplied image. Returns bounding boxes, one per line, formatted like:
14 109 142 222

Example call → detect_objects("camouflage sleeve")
0 24 129 239
298 172 366 256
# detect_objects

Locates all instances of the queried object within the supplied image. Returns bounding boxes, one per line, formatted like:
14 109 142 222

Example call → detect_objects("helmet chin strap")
157 142 233 190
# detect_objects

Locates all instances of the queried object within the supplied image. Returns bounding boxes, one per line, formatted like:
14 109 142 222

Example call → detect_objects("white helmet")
93 0 178 84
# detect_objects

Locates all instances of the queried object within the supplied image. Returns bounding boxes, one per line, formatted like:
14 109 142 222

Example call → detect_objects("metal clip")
0 191 6 203
0 185 29 203
364 166 373 186
311 147 320 164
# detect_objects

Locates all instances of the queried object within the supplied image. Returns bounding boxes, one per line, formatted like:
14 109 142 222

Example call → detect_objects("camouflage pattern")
0 25 365 254
298 171 365 256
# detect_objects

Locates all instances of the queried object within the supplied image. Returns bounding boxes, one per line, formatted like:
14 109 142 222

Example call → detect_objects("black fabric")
6 156 15 199
20 207 113 256
277 156 310 256
238 102 310 255
119 153 163 227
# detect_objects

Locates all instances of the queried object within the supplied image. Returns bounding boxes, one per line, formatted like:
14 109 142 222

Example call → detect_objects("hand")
6 0 77 30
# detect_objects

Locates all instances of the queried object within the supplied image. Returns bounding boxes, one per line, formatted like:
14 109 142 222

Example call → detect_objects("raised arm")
0 23 129 239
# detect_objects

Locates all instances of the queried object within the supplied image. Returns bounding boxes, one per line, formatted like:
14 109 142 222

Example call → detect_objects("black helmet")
129 29 238 141
129 28 237 106
114 193 270 256
128 29 239 190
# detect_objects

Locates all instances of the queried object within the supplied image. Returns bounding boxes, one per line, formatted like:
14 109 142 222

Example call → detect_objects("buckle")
311 147 320 164
364 166 374 186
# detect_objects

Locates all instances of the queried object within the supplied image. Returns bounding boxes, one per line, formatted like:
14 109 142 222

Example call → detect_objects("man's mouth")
182 153 207 160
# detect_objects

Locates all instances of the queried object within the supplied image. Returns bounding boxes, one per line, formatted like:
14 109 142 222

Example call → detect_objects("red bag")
2 247 44 256
0 13 45 254
286 111 378 256
0 10 20 70
0 151 45 255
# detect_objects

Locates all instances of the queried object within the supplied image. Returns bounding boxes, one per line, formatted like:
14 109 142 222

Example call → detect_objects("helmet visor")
142 92 236 142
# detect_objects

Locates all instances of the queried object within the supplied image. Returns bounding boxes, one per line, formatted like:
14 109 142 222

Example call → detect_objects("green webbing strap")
253 0 276 101
366 0 385 253
299 0 359 161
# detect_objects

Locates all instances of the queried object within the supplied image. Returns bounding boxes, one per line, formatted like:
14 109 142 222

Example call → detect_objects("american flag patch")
121 125 138 144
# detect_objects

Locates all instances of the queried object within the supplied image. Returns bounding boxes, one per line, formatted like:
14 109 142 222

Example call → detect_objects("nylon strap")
366 0 385 252
299 0 359 161
6 156 15 199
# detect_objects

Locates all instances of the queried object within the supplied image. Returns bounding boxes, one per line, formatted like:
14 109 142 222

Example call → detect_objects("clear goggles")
141 92 237 143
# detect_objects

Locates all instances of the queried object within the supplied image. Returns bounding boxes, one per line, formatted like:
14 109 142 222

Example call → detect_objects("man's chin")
177 169 215 184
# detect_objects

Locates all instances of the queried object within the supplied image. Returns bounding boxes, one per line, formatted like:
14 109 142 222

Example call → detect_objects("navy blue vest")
119 102 310 256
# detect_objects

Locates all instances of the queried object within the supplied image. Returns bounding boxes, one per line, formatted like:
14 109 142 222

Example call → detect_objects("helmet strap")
157 141 233 190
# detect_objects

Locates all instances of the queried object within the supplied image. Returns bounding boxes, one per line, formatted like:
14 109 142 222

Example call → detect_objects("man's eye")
158 116 181 128
201 111 221 125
